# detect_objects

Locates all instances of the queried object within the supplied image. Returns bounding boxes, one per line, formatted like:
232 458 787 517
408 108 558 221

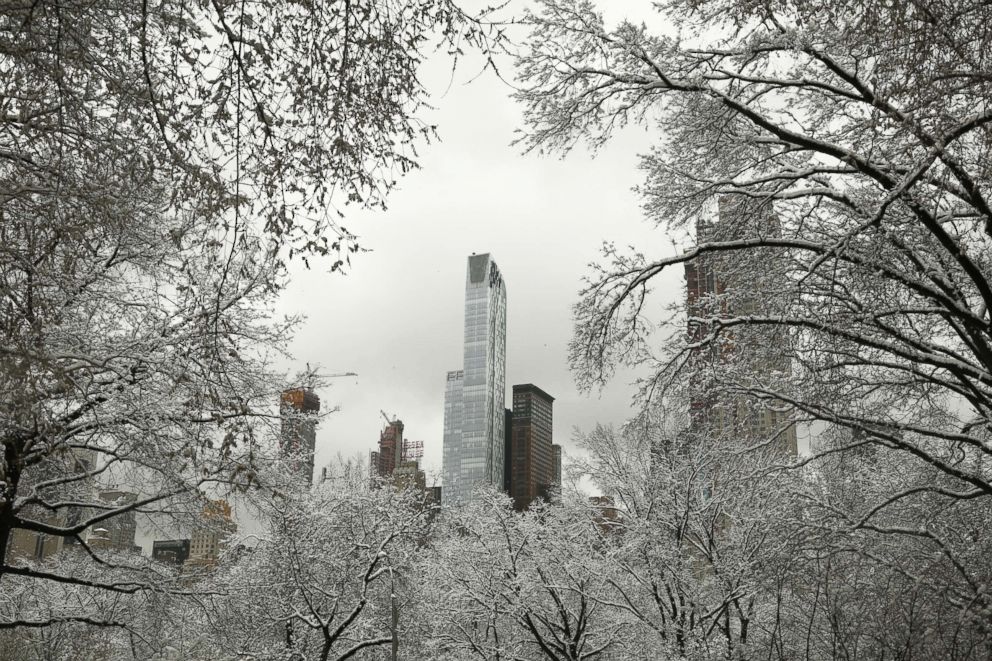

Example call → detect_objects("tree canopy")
0 0 498 626
513 0 992 652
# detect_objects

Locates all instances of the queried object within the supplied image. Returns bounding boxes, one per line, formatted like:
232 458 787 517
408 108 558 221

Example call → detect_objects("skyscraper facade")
503 408 513 493
442 369 464 500
87 489 139 553
184 499 237 571
442 254 507 505
280 387 320 485
509 384 555 511
373 418 404 478
683 198 797 456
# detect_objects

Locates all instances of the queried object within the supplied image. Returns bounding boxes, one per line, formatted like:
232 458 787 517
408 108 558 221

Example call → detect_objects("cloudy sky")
274 1 686 483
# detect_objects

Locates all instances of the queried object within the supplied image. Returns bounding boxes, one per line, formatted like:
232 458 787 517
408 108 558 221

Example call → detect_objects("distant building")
62 448 98 551
589 496 623 535
152 539 191 565
552 444 563 488
280 387 321 485
442 370 464 496
370 415 429 496
508 384 555 511
5 525 63 562
86 489 139 553
684 198 797 456
6 448 97 562
184 500 237 571
375 418 404 478
442 254 508 506
393 460 427 492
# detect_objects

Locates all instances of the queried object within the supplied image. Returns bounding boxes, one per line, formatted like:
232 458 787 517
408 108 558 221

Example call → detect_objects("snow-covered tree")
573 407 805 660
420 491 634 661
516 0 992 644
206 482 430 661
1 0 499 636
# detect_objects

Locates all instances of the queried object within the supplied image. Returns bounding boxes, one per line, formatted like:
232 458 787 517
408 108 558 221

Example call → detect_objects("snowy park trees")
511 0 992 657
206 483 430 661
423 493 631 661
5 0 992 657
0 0 498 635
515 0 992 649
516 0 992 488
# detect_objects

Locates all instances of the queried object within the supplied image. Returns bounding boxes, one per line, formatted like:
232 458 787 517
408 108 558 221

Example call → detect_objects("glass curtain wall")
442 254 506 505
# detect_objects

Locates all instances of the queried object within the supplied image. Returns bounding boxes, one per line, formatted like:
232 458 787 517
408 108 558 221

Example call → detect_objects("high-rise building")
369 415 428 495
374 418 404 478
683 198 797 456
280 387 321 485
508 384 555 511
184 499 236 571
442 253 507 506
552 444 563 488
6 447 97 561
442 370 465 497
86 489 139 553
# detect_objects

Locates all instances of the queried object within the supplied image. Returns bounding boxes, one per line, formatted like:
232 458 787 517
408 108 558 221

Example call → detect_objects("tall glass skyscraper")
442 369 464 500
442 253 507 506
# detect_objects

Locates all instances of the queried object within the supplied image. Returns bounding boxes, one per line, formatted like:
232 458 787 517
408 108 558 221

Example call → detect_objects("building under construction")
280 387 321 485
372 415 404 478
371 413 426 490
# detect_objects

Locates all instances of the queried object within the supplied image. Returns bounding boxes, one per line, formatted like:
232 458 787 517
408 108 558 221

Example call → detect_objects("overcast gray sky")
274 1 687 482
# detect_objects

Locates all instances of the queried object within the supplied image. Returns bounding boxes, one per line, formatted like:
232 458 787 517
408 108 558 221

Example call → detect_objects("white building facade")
442 254 507 506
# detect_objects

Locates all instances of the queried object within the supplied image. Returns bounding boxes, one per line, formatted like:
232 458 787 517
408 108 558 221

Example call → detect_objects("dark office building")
508 384 555 511
552 444 562 488
280 387 321 485
152 539 190 565
503 408 513 493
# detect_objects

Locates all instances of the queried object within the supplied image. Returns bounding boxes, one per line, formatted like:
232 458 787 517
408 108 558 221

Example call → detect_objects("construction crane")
380 410 397 426
300 364 356 390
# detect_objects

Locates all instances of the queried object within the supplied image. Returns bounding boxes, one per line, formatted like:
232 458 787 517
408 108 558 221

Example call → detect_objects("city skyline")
267 4 677 481
4 0 986 655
